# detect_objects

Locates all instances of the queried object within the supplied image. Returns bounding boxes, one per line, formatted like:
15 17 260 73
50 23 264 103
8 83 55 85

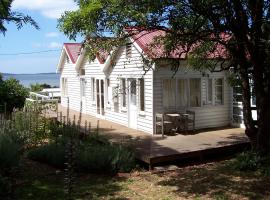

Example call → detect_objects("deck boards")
54 105 249 166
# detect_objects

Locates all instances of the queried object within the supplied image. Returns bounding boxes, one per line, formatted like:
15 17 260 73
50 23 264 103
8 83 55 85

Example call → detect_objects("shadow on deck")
54 105 250 168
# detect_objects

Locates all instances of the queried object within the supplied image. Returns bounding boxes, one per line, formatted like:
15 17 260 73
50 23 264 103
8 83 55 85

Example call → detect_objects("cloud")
45 32 59 38
48 42 62 49
12 0 78 19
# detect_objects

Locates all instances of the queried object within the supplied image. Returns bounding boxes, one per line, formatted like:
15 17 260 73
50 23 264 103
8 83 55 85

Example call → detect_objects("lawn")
13 156 270 200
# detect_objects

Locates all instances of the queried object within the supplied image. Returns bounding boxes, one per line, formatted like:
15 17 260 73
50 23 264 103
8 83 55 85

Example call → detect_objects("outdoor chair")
155 113 174 137
185 110 195 132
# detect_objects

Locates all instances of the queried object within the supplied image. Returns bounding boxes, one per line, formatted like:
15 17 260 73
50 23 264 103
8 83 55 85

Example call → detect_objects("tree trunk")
255 92 270 155
239 68 257 147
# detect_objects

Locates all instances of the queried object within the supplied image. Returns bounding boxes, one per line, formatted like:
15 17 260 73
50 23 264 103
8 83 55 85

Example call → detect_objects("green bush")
0 131 23 173
232 151 261 171
232 151 270 176
0 129 25 197
28 136 136 173
0 76 28 112
28 143 66 168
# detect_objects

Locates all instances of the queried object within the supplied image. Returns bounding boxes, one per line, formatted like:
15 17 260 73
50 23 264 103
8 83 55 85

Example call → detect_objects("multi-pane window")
139 78 145 111
215 78 223 105
62 78 68 96
80 78 86 97
121 79 126 108
162 79 176 107
91 78 95 101
190 78 201 107
205 78 213 105
177 79 188 107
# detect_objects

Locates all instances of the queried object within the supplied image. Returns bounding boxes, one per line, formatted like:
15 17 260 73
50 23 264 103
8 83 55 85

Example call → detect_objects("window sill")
121 107 127 113
139 111 146 116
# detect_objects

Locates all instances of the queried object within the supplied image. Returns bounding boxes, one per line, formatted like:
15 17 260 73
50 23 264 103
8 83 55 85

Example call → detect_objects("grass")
11 156 270 200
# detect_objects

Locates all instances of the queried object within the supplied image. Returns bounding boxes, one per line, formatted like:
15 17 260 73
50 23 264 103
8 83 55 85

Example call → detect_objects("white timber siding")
84 58 105 116
104 45 154 133
60 56 86 114
153 61 232 130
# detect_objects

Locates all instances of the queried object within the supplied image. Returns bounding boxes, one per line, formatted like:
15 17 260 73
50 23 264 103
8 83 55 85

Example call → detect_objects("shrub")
28 136 136 174
232 151 261 171
231 151 270 176
0 131 23 173
28 143 66 168
0 128 25 197
0 77 28 112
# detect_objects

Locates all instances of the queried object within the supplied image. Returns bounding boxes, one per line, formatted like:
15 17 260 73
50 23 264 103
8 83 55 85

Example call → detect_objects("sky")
0 0 82 74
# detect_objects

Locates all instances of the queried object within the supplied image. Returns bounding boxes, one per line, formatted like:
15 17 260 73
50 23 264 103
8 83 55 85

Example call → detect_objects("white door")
128 79 137 129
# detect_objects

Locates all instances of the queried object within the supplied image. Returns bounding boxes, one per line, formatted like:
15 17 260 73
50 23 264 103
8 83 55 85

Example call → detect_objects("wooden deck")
55 105 250 167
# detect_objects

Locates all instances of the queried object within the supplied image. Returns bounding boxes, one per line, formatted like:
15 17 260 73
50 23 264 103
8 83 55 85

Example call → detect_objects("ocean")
2 73 60 88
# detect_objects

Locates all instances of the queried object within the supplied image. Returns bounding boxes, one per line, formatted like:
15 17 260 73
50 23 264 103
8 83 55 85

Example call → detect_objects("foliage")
0 0 39 34
231 151 270 176
59 0 270 154
28 143 66 168
0 76 29 112
29 83 53 92
0 124 26 197
0 130 23 173
28 135 135 174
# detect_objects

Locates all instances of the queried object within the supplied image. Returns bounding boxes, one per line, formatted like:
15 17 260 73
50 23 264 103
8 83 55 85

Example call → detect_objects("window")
62 78 68 96
177 79 188 107
106 79 111 106
190 78 201 107
91 78 95 101
121 79 126 108
126 43 132 58
204 78 213 105
215 78 223 105
80 78 86 97
139 78 145 111
163 79 176 107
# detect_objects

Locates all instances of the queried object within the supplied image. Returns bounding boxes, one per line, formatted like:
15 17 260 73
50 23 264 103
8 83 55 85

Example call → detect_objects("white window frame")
80 77 86 98
120 78 127 110
162 78 203 109
105 78 111 108
62 77 68 97
139 78 145 113
189 78 202 107
205 78 214 105
215 78 224 105
91 77 95 102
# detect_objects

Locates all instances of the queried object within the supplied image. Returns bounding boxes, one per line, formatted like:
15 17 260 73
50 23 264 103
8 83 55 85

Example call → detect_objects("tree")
0 0 39 34
0 75 28 112
58 0 270 155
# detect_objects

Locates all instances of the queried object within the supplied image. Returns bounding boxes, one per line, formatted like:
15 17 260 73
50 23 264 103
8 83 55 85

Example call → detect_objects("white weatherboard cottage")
57 30 233 134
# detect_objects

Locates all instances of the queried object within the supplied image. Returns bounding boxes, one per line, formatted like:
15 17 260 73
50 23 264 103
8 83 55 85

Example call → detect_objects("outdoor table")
166 113 189 133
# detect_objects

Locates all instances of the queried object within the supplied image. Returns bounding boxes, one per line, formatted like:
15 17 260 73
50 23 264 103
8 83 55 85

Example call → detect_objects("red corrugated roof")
127 28 228 59
64 43 82 64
